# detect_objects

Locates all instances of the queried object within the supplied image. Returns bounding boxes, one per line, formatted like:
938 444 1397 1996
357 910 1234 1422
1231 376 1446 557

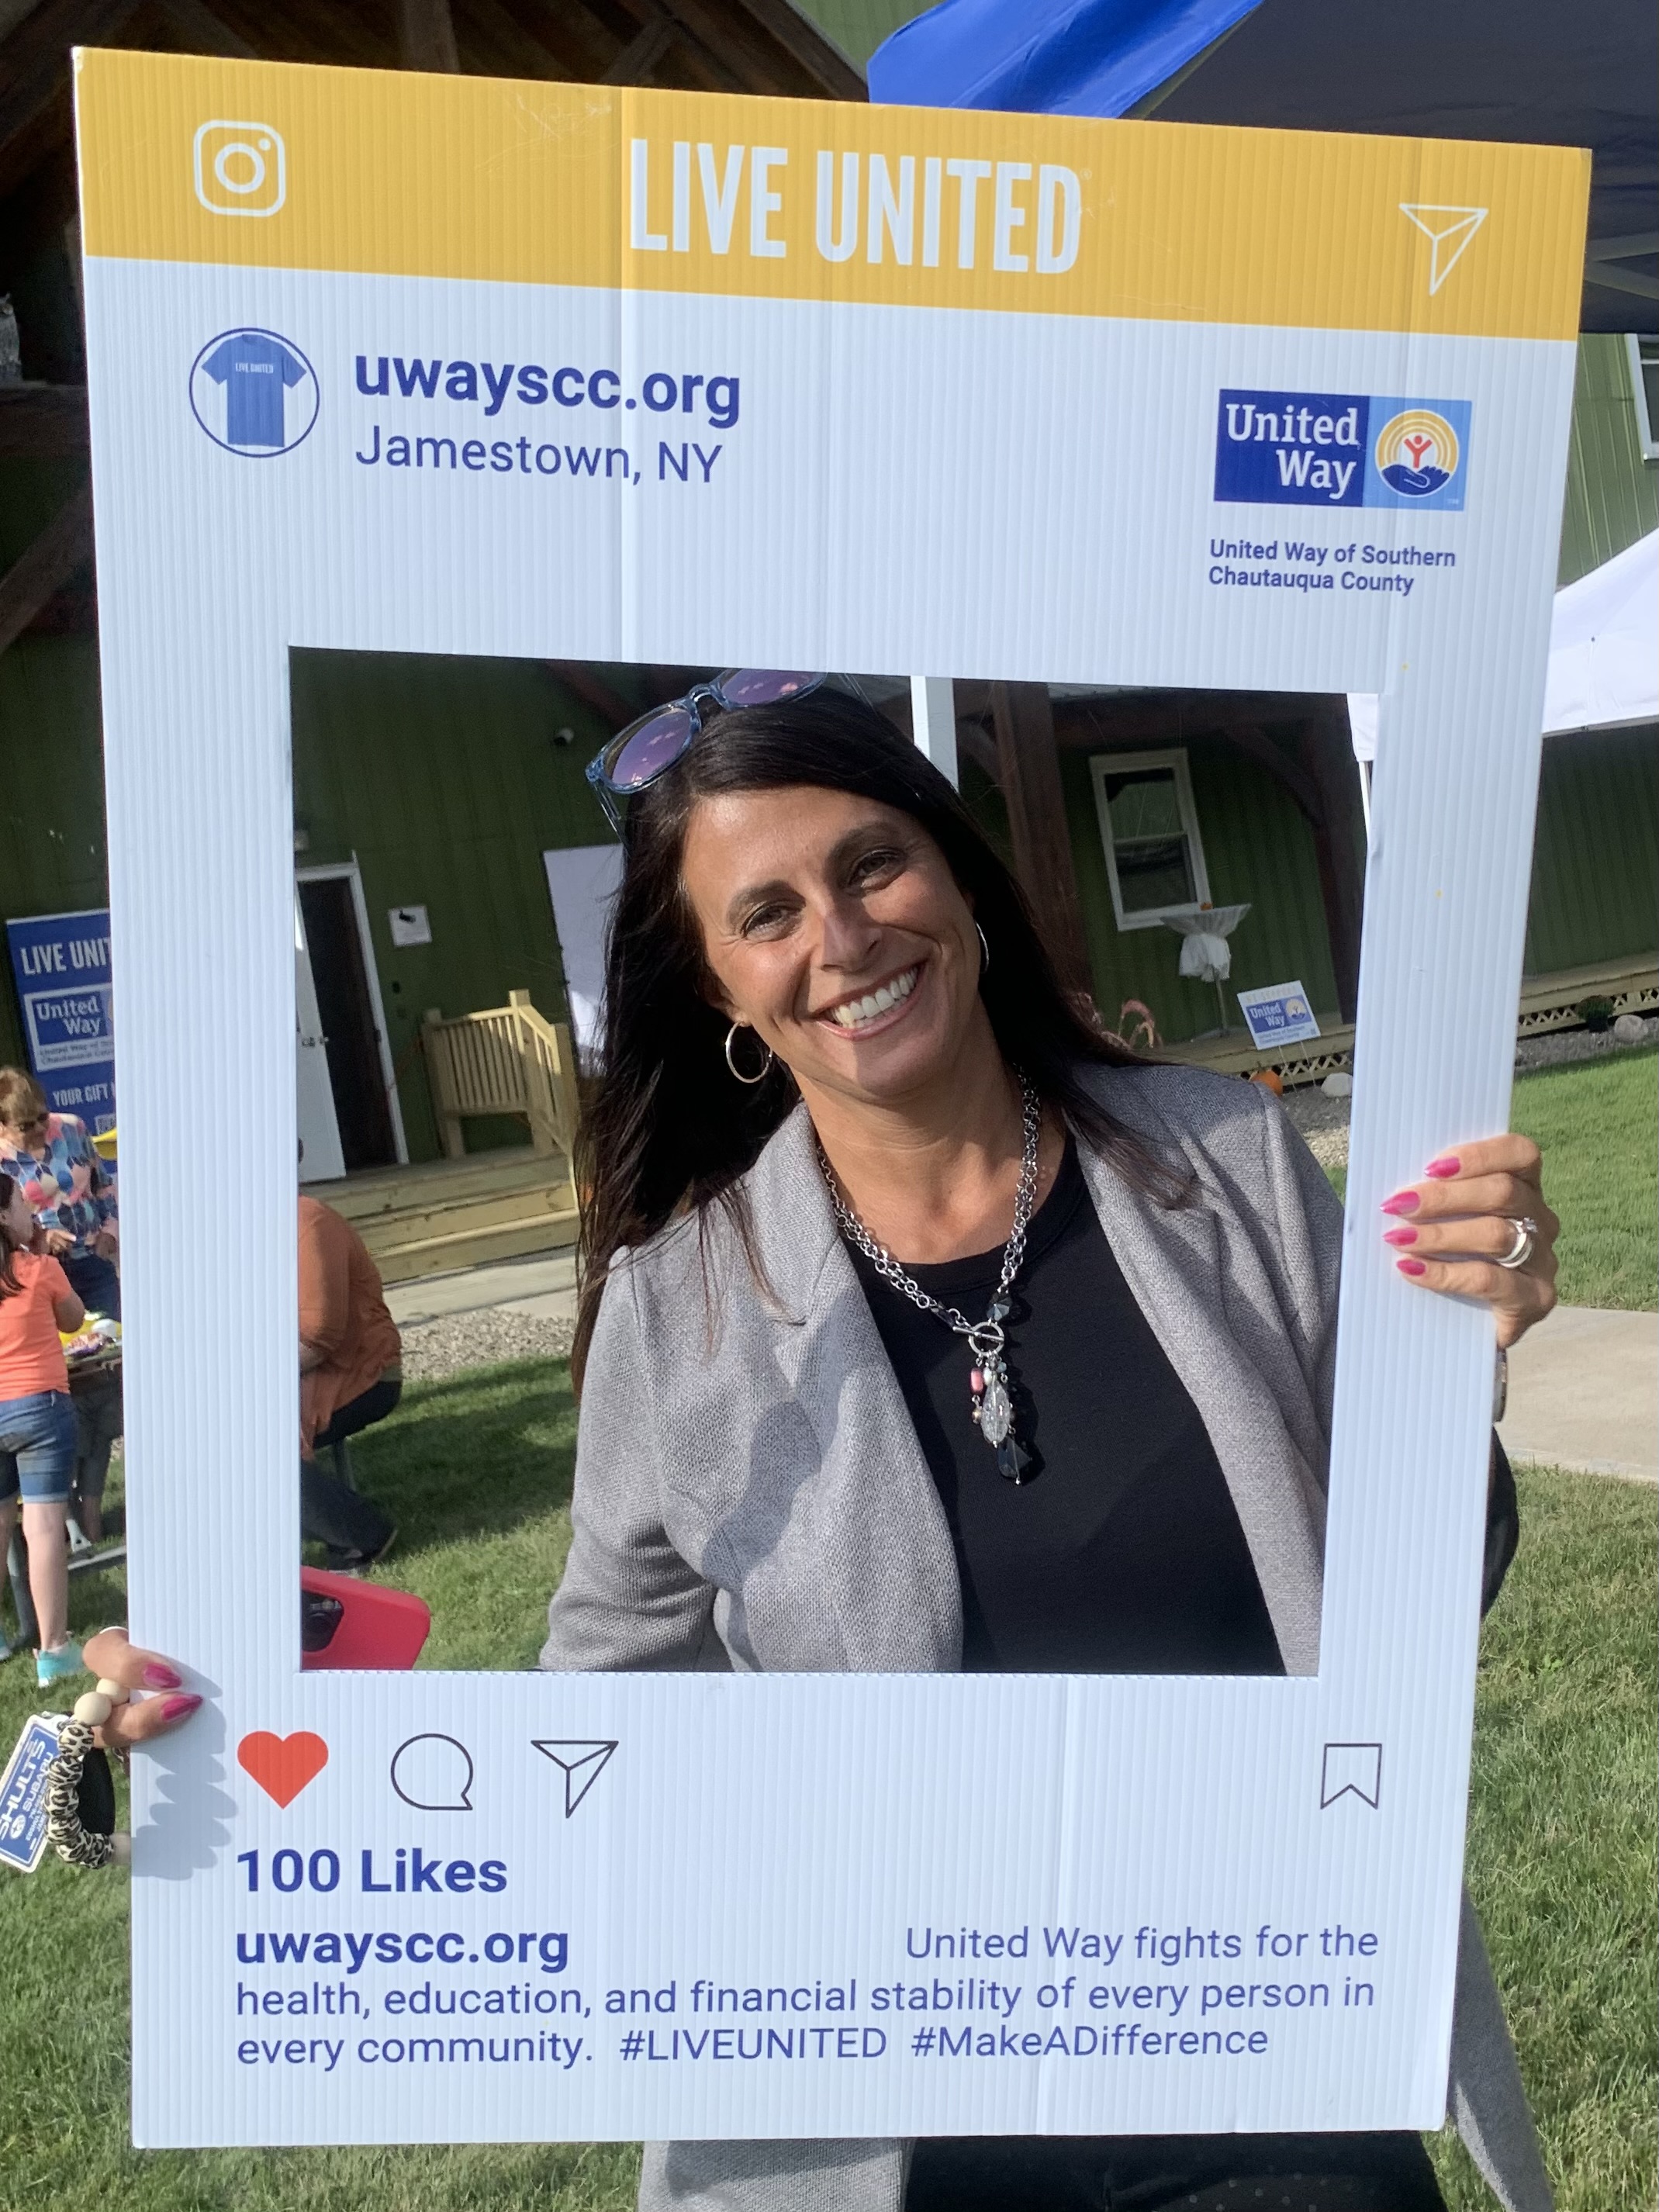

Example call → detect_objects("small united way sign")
5 906 116 1132
1237 983 1324 1050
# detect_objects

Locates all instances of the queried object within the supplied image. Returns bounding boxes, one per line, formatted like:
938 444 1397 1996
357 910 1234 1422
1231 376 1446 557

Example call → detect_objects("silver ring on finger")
1496 1215 1538 1270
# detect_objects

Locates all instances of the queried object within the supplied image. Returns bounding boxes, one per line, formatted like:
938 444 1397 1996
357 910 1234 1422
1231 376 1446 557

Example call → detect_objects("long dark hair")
0 1172 24 1301
572 689 1184 1385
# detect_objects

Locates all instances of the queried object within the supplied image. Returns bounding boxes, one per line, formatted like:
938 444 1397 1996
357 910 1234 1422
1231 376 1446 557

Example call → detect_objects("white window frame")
1089 746 1212 931
1628 334 1659 461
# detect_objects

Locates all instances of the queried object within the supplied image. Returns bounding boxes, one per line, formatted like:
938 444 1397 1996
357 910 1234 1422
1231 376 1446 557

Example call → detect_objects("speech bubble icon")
1320 1742 1382 1810
390 1732 474 1811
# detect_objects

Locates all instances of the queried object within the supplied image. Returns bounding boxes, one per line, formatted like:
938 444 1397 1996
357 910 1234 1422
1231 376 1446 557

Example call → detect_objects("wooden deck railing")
421 990 580 1163
1160 951 1657 1088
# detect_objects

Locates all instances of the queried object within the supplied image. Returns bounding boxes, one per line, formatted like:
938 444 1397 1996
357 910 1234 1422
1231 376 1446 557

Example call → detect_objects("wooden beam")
989 682 1093 996
727 0 865 97
1053 695 1327 823
544 660 637 731
517 0 640 82
591 0 741 93
0 0 140 188
0 477 92 656
1222 720 1324 825
396 0 458 72
602 12 675 85
956 718 998 781
649 0 792 94
1296 704 1366 1021
873 688 999 785
0 381 86 457
0 135 77 275
454 0 575 81
0 2 50 47
149 0 259 57
1052 689 1343 750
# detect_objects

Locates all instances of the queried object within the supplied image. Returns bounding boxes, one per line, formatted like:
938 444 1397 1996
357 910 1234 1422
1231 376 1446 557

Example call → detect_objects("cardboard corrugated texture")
72 46 1583 2155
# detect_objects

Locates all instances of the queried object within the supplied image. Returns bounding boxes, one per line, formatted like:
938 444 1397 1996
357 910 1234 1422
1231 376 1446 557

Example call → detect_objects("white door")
295 894 345 1184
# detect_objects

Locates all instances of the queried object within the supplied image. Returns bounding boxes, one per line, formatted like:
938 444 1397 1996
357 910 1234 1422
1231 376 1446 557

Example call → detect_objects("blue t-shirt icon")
202 332 307 448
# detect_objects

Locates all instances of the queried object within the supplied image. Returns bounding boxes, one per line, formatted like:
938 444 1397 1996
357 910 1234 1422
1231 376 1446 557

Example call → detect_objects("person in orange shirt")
0 1170 88 1686
299 1196 402 1571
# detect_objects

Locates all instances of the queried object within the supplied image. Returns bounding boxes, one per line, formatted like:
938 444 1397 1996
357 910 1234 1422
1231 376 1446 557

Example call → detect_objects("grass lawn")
1509 1046 1658 1311
1323 1048 1658 1315
2 1360 1653 2211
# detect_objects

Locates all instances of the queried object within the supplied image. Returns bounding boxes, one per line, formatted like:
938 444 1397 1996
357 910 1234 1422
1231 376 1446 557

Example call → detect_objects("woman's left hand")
1381 1135 1558 1350
81 1628 204 1751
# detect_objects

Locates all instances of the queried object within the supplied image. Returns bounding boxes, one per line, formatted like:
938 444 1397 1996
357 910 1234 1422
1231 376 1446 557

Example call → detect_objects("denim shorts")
0 1391 79 1505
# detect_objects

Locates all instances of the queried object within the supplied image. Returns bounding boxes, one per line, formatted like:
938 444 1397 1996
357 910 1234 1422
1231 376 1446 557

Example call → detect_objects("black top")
845 1138 1286 1677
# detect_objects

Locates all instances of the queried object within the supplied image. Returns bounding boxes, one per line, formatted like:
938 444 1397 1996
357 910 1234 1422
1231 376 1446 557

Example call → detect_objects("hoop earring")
724 1021 774 1085
976 922 990 977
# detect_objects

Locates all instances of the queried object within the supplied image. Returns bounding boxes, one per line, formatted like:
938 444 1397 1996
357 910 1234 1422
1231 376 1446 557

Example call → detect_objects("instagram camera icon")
193 120 286 217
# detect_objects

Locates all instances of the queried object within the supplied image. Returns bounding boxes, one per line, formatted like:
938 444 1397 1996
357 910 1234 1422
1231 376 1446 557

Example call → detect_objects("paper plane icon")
1399 205 1488 296
532 1738 618 1818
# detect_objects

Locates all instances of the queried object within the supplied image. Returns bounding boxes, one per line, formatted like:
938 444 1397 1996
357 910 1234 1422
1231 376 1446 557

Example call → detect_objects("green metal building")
2 339 1654 1165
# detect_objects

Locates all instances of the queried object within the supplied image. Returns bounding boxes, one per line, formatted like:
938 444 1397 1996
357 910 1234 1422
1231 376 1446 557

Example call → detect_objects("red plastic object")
300 1566 430 1671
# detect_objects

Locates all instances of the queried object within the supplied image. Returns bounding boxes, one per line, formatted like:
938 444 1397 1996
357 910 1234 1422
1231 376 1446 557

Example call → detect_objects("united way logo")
188 327 318 455
1214 391 1470 511
1372 408 1458 498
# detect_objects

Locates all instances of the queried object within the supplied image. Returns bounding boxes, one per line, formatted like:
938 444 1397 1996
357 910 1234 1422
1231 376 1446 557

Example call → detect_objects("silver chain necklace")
817 1074 1042 1485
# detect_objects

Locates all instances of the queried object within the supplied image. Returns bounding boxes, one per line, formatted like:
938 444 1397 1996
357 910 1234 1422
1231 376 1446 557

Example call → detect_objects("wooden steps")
306 1148 579 1285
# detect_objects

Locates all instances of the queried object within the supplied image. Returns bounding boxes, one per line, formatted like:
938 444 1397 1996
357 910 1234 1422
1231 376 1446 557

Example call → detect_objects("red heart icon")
237 1730 329 1808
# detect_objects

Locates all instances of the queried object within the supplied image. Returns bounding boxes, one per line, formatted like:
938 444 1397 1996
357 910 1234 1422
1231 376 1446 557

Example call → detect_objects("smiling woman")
571 690 1183 1395
544 683 1561 2212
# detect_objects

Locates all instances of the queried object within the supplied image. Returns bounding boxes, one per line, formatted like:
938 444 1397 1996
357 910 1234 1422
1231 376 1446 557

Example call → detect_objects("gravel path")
1280 1017 1657 1175
1512 1013 1657 1072
399 1307 575 1384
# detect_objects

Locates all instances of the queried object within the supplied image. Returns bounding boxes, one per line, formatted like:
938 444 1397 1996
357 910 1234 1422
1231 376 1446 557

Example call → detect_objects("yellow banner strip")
74 49 1587 340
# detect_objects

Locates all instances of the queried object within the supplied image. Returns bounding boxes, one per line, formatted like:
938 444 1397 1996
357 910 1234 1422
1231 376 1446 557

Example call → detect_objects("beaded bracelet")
45 1683 132 1870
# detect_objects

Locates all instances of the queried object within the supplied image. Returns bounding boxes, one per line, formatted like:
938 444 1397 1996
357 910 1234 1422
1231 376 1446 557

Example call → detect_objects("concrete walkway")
1498 1305 1658 1483
385 1248 577 1329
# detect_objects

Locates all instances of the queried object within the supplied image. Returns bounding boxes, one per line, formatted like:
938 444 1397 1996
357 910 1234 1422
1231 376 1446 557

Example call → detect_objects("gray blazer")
542 1063 1552 2212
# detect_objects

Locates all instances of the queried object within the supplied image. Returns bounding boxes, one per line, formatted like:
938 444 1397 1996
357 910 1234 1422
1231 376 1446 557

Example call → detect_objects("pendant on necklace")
969 1343 1034 1484
972 1358 1012 1444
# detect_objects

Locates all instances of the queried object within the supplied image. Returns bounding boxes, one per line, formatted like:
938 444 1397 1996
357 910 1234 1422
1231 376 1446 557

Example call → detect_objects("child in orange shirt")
0 1169 88 1686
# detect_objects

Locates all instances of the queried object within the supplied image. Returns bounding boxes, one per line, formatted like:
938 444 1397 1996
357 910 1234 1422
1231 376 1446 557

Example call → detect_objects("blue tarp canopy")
868 0 1657 332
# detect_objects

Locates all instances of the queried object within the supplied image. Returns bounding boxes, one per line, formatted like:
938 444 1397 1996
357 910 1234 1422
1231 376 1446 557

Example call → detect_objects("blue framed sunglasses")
585 669 824 833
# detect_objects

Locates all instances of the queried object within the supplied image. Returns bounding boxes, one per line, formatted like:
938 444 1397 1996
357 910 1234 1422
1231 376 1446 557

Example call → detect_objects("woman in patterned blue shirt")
0 1068 119 1320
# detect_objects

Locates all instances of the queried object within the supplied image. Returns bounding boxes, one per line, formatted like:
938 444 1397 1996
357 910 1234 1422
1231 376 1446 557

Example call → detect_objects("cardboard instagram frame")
74 47 1585 2148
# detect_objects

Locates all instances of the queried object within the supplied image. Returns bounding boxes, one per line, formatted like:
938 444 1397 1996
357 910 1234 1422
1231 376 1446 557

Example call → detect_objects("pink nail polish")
1381 1191 1420 1216
1396 1257 1428 1277
1382 1225 1418 1246
159 1694 201 1721
142 1663 182 1689
1426 1156 1461 1179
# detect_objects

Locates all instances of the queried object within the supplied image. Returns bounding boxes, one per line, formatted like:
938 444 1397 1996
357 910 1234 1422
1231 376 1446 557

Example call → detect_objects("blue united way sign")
5 908 116 1132
1237 981 1323 1049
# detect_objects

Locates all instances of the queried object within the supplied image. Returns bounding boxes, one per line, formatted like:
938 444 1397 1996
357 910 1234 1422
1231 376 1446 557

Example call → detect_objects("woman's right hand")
42 1226 74 1257
81 1628 202 1748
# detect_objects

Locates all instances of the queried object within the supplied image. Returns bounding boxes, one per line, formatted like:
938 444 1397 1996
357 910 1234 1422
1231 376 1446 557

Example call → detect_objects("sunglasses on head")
585 669 825 833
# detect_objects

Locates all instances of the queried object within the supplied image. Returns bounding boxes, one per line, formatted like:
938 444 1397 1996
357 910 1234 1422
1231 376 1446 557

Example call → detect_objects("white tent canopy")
1348 527 1659 760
